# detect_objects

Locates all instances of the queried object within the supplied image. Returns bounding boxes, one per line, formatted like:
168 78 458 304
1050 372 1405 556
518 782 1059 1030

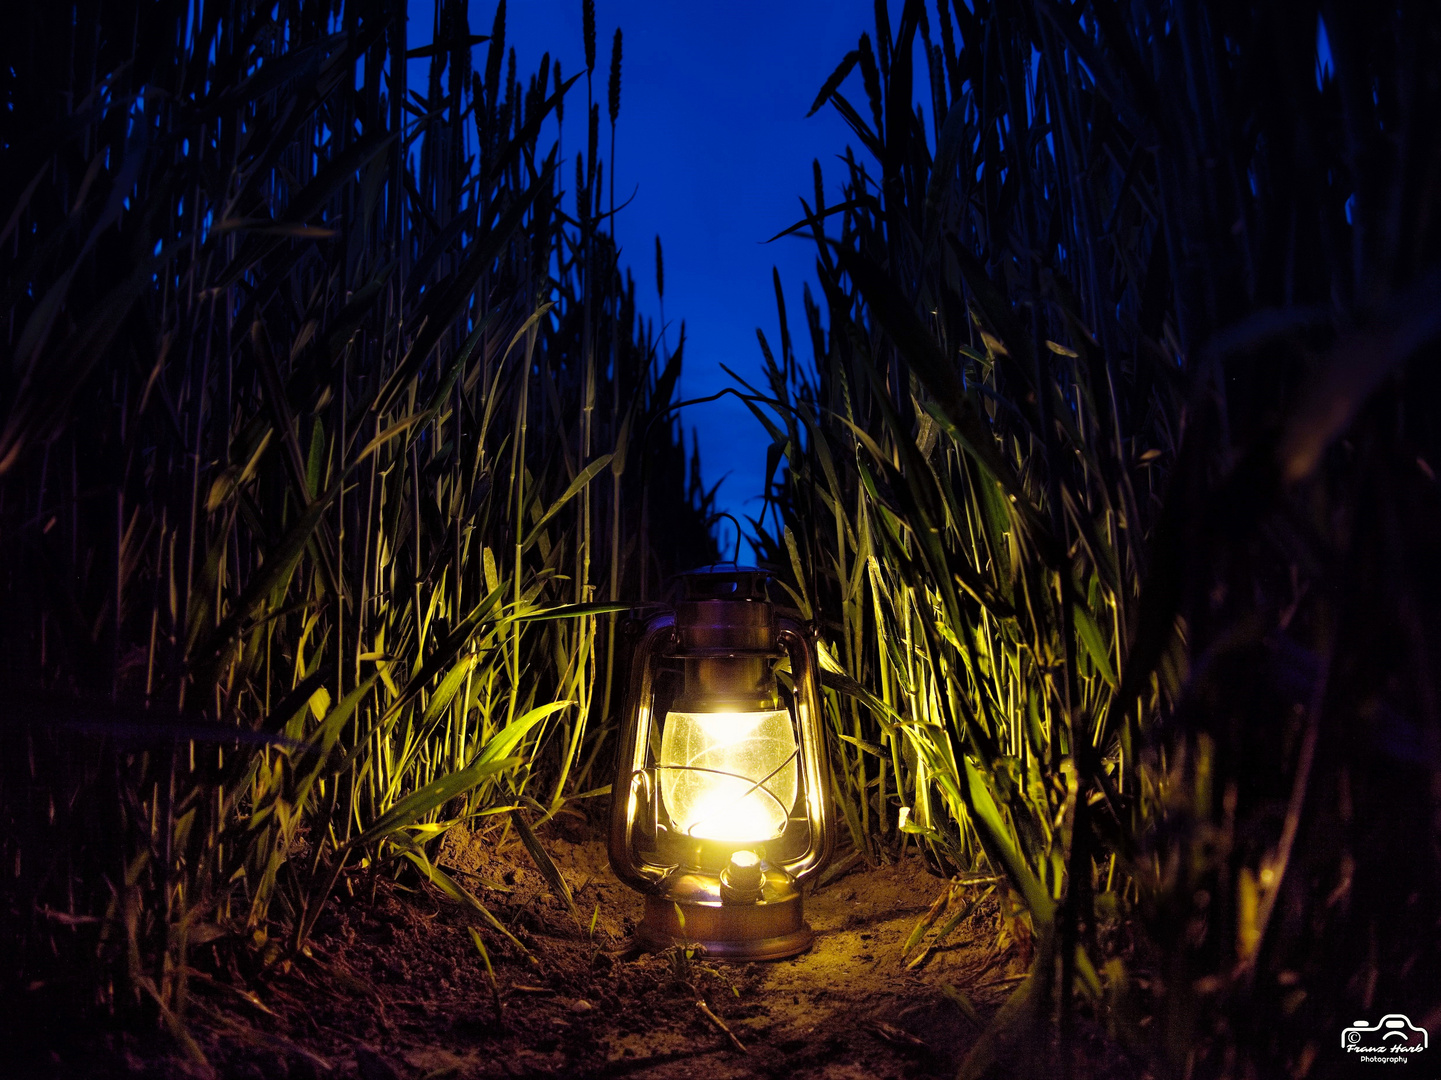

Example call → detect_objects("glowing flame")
658 709 798 842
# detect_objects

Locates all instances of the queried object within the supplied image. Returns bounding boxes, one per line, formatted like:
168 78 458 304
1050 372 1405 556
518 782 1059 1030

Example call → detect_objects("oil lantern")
608 566 834 960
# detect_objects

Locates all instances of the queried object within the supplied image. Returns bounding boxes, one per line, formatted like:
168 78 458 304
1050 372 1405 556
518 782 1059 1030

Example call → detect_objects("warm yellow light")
658 709 798 841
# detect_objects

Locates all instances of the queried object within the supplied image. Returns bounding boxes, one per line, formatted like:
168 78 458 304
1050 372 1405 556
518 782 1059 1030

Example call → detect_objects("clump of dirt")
37 820 1138 1079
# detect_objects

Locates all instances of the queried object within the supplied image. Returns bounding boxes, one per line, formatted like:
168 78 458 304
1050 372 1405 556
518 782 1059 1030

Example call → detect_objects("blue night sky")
438 1 909 561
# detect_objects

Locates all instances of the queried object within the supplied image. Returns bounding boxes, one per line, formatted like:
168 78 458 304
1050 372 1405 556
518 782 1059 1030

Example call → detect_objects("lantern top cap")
676 565 771 603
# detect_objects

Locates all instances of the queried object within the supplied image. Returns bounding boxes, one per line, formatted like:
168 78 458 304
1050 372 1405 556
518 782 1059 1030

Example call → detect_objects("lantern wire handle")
608 615 677 891
773 620 835 884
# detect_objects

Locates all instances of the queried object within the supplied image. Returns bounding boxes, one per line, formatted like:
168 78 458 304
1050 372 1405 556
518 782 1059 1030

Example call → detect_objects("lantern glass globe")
658 709 798 842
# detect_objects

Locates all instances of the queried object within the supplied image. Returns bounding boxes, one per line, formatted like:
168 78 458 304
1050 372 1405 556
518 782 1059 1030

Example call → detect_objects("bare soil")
32 821 1137 1079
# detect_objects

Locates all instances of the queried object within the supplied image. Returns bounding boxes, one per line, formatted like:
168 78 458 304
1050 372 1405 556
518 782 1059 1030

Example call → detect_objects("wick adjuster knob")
719 849 765 905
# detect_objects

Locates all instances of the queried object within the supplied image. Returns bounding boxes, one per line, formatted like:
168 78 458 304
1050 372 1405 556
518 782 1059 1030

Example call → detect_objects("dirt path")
71 826 1131 1079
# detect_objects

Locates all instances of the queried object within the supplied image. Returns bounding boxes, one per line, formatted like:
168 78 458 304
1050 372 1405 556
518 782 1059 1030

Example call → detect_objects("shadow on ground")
32 821 1136 1079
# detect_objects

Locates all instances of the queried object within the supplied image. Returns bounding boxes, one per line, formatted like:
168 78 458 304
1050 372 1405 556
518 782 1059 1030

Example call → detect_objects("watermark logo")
1342 1014 1428 1064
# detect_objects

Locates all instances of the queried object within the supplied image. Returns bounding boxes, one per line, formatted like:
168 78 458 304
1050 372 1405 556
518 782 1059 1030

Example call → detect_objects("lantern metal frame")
608 567 834 961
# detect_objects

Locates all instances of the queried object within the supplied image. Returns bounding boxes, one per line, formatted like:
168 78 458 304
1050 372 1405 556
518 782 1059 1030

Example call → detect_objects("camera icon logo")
1342 1014 1428 1052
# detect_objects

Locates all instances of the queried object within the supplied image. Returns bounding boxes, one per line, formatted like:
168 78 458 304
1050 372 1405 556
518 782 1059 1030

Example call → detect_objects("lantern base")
634 868 813 961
